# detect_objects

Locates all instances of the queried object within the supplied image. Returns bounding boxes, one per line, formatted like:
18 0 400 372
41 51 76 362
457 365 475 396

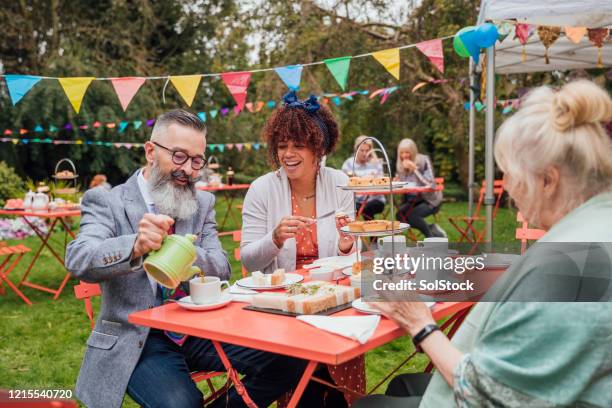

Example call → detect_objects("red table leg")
18 216 74 299
0 253 32 305
287 360 318 408
211 340 258 408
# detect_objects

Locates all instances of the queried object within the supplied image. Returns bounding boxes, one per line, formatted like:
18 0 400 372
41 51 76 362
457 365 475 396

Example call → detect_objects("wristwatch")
412 324 440 353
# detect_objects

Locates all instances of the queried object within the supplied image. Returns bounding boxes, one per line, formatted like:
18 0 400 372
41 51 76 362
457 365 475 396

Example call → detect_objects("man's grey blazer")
65 171 231 408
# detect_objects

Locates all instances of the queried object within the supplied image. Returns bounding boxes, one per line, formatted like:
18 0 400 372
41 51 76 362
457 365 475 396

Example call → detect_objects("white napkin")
296 315 381 344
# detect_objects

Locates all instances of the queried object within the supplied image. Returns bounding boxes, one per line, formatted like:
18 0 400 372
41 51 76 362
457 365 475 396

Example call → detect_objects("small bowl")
309 267 335 281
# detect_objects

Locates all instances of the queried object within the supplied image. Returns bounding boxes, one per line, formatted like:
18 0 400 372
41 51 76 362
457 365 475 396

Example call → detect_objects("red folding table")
129 270 472 407
197 184 250 234
0 209 80 300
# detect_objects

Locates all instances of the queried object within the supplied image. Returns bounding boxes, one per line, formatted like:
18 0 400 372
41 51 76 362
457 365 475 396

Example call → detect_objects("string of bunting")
2 35 452 114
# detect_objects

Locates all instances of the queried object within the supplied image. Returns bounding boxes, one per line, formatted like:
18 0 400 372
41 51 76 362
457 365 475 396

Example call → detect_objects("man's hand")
132 214 175 259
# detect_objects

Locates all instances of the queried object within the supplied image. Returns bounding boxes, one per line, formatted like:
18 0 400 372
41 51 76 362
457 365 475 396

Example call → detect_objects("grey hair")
150 109 206 142
495 80 612 224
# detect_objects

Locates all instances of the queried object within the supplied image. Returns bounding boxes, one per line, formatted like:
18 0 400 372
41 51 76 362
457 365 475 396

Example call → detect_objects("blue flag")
5 75 43 105
274 65 303 90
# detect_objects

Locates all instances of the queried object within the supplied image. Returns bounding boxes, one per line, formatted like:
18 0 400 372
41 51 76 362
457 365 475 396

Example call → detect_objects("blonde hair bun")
552 80 612 132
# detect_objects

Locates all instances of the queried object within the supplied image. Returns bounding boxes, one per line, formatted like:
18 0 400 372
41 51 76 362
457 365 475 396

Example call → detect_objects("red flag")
415 39 444 73
110 77 146 111
220 72 252 112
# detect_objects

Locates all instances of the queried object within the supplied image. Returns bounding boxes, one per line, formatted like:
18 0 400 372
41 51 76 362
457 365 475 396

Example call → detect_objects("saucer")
176 293 232 311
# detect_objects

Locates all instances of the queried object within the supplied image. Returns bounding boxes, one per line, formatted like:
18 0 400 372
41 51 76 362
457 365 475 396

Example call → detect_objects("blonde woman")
395 138 445 237
355 80 612 407
341 135 386 220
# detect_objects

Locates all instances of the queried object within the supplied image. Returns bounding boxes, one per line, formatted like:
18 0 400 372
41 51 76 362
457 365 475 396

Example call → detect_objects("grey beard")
148 163 199 220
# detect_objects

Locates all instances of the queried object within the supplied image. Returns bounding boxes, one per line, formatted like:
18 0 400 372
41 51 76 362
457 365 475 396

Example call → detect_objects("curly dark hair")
262 103 339 167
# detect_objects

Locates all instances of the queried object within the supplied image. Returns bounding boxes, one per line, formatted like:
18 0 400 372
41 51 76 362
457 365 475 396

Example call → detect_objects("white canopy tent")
468 0 612 242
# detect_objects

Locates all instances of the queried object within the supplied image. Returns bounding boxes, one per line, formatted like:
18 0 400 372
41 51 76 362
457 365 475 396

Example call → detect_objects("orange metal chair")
515 212 546 255
73 281 228 403
448 180 504 243
0 242 33 305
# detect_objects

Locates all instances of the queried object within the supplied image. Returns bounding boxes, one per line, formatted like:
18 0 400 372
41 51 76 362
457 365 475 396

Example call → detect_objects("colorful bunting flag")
245 102 254 113
415 39 444 73
324 56 351 90
170 75 202 106
537 26 561 64
267 101 276 109
119 121 129 133
110 77 146 111
236 143 244 152
58 77 95 113
34 125 44 132
245 143 252 151
372 48 400 80
133 120 142 130
210 110 218 119
4 75 42 105
220 107 229 116
255 101 264 112
564 27 587 44
198 112 206 122
274 65 303 90
226 143 234 150
220 72 252 112
514 24 535 62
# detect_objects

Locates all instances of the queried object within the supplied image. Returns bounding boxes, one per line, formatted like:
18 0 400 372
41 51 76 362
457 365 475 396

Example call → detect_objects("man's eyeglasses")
152 142 206 170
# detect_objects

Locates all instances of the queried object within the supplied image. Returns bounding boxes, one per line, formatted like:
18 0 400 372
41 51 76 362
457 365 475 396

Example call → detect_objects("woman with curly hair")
241 91 356 273
241 91 361 407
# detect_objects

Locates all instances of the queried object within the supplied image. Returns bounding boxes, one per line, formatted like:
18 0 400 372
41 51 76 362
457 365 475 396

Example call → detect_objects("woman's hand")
272 216 312 248
402 159 417 173
336 214 355 254
371 301 436 337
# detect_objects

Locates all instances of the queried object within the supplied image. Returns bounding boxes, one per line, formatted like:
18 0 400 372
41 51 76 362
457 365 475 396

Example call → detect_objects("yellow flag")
170 75 202 106
372 48 400 80
58 77 95 113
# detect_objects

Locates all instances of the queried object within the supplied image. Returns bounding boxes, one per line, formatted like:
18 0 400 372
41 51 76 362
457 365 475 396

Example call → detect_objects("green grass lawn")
0 198 519 406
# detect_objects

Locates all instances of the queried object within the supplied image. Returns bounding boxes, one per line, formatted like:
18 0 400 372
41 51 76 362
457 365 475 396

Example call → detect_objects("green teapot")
143 234 201 289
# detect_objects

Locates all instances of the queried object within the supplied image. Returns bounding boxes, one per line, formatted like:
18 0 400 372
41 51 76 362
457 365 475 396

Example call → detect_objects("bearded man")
66 110 305 408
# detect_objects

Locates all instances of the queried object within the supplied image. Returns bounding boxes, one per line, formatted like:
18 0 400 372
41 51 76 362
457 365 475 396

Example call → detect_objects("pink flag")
226 143 234 150
236 143 244 152
110 77 146 111
220 72 252 112
245 102 254 113
415 39 444 73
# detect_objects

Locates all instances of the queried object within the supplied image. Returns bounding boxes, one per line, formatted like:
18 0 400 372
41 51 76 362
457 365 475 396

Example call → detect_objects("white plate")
176 294 232 311
338 181 411 192
340 223 410 237
304 254 358 270
236 273 304 290
352 298 435 315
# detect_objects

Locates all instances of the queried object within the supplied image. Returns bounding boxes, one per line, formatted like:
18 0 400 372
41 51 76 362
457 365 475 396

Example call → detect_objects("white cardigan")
240 166 355 274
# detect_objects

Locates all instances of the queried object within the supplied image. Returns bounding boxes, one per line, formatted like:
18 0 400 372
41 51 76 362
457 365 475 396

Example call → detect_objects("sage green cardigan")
420 192 612 407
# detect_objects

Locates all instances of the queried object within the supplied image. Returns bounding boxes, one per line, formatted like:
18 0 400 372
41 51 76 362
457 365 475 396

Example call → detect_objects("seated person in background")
341 135 386 220
66 109 305 408
394 138 445 238
354 80 612 408
88 174 111 190
241 91 361 407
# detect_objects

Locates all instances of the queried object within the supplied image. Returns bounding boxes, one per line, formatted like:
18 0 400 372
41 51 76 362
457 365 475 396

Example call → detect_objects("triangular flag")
170 75 202 106
220 107 229 116
79 125 88 130
371 48 400 80
324 56 351 90
218 145 225 152
274 65 303 90
236 143 244 152
110 77 146 111
245 143 252 151
253 143 260 150
255 101 264 112
565 27 587 44
226 143 234 150
198 112 207 122
133 120 142 130
106 123 116 128
210 110 218 119
415 39 444 73
3 129 12 135
146 119 155 127
118 121 129 133
93 121 102 128
4 75 42 105
233 106 241 116
49 125 58 132
34 125 44 132
220 72 252 112
58 77 95 113
267 101 276 109
208 144 216 152
245 103 254 113
332 96 341 106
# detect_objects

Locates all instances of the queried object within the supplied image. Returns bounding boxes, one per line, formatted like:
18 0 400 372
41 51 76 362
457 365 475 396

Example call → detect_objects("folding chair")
448 180 504 243
232 230 248 278
73 281 229 403
0 242 33 305
515 212 545 255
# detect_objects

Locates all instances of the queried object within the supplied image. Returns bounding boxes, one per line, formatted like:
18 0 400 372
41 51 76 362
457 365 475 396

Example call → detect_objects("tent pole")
484 45 496 244
468 59 476 218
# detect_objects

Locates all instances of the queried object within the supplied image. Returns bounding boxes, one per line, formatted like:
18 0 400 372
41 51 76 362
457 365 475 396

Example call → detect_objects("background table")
129 280 472 407
0 209 80 300
197 184 250 233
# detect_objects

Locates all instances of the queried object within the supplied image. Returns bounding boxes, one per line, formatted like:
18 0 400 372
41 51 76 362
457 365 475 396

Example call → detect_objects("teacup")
189 276 230 305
